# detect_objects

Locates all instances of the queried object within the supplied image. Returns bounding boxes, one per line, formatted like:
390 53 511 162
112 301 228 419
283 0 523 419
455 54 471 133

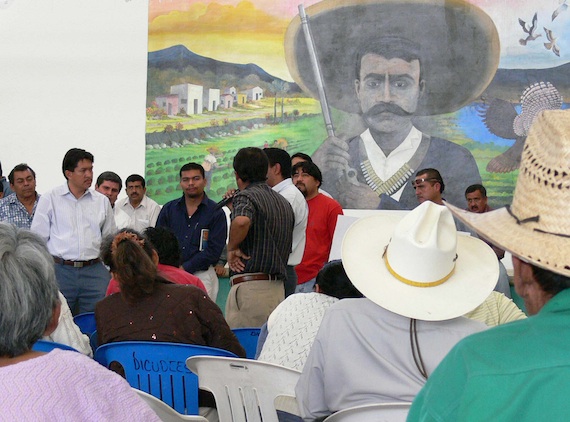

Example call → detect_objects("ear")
418 79 426 99
273 163 282 176
151 249 160 266
64 170 72 180
44 302 62 337
354 78 361 99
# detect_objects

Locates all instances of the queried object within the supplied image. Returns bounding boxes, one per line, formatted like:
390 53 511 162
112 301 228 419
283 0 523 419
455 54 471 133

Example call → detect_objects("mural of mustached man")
286 0 500 210
145 0 569 210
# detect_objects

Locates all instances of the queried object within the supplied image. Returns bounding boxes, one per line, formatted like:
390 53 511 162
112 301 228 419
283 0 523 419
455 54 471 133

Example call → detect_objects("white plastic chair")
322 402 412 422
134 389 208 422
186 356 302 422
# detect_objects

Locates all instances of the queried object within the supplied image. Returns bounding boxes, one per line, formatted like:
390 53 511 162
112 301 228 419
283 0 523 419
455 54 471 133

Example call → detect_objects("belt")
53 257 100 268
230 273 280 286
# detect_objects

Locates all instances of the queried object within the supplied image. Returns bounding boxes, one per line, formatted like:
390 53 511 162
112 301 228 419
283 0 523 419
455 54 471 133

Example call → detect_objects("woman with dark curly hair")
95 229 244 357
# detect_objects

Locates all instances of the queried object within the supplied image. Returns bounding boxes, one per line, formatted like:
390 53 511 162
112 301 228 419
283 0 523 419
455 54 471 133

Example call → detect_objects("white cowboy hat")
285 0 500 116
342 201 498 320
447 109 570 277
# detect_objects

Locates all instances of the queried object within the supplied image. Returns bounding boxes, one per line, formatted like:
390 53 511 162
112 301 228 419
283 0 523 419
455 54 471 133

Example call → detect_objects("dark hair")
100 229 159 303
416 168 444 194
532 265 570 296
62 148 94 179
233 147 268 183
0 182 3 194
264 148 292 179
126 174 146 188
316 260 362 299
0 161 3 177
96 171 123 191
144 227 181 267
179 162 205 178
292 161 323 186
355 36 424 81
465 184 486 198
291 152 313 163
8 164 36 185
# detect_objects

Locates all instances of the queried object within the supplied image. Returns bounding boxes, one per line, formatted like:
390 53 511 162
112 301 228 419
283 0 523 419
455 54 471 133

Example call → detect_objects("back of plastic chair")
231 327 261 359
73 312 97 335
32 340 79 353
322 403 412 422
94 341 237 415
187 356 301 422
133 389 209 422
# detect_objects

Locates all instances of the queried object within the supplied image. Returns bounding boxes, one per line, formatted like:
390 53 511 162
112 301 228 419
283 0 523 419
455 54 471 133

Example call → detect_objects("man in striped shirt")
225 147 295 328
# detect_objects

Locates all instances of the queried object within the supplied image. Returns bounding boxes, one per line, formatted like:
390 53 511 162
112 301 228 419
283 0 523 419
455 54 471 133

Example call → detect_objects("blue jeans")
295 278 316 294
55 262 111 315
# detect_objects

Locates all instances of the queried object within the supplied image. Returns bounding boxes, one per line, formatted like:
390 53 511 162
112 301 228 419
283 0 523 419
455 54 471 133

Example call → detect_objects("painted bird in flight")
519 13 541 45
544 27 561 56
552 0 568 21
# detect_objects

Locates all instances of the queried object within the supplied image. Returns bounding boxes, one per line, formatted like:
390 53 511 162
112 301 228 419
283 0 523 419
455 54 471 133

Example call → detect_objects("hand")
214 264 229 277
312 135 351 175
337 181 381 209
222 188 238 211
227 248 250 273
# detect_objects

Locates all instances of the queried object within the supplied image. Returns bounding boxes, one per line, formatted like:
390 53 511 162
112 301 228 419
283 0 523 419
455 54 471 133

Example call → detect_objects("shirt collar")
538 288 570 315
272 178 293 193
361 126 422 159
61 183 92 199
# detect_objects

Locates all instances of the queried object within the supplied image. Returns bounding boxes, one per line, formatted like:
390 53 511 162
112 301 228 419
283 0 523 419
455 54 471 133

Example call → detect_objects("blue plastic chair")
73 312 97 335
231 327 261 359
90 330 98 352
32 340 79 353
94 341 237 415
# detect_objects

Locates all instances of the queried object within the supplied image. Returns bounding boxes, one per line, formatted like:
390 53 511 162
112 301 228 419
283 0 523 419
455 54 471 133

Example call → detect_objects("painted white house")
170 83 203 115
203 88 221 112
244 86 263 101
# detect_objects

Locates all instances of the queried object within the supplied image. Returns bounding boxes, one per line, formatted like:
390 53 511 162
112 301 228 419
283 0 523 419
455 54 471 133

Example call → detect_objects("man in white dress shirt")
265 148 308 297
114 174 161 232
31 148 116 315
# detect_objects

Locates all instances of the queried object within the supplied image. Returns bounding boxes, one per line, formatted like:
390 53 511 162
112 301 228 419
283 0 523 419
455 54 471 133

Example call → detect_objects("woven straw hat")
342 201 498 320
285 0 500 116
447 110 570 277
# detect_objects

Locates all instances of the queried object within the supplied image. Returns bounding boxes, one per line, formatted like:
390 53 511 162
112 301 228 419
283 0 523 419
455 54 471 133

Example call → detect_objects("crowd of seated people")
0 135 535 422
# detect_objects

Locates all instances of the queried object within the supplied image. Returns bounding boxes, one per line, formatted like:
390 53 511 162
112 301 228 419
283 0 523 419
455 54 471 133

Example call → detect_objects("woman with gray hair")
0 223 159 421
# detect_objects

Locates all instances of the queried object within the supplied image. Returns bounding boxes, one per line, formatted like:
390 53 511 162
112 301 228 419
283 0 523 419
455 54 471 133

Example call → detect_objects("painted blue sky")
475 0 570 68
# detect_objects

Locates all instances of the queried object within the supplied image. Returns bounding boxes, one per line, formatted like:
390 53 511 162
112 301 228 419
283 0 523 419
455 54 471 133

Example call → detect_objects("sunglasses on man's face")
411 178 439 188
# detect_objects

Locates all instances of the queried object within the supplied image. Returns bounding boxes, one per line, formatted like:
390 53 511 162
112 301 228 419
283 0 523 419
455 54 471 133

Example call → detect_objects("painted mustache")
364 103 412 118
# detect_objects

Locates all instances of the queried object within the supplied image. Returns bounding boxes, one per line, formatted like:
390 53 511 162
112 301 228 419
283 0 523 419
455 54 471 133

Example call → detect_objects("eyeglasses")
411 178 440 188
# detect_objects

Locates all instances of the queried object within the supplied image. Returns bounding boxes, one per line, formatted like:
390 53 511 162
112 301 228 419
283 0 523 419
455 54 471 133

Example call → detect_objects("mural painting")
145 0 569 209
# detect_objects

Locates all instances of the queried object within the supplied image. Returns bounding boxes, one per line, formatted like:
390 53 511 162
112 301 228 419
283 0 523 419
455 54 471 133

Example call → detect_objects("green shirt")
408 289 570 421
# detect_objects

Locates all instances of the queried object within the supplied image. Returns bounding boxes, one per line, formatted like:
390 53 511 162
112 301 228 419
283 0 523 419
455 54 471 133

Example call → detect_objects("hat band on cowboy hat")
285 0 500 116
446 109 570 277
342 201 498 321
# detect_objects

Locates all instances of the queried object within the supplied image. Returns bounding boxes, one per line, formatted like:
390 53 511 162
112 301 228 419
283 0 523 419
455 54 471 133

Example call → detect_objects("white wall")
0 0 149 196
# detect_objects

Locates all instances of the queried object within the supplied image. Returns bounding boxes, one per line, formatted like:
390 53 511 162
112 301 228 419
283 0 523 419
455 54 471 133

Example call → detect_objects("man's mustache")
363 103 412 118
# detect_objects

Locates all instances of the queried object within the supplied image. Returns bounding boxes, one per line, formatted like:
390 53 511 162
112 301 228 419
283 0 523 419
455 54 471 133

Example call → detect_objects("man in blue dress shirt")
156 162 227 301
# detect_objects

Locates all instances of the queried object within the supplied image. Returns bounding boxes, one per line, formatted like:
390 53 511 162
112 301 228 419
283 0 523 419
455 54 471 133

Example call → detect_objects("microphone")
215 189 240 210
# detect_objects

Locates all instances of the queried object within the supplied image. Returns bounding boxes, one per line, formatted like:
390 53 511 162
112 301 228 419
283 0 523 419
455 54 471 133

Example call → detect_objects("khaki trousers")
225 278 284 328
